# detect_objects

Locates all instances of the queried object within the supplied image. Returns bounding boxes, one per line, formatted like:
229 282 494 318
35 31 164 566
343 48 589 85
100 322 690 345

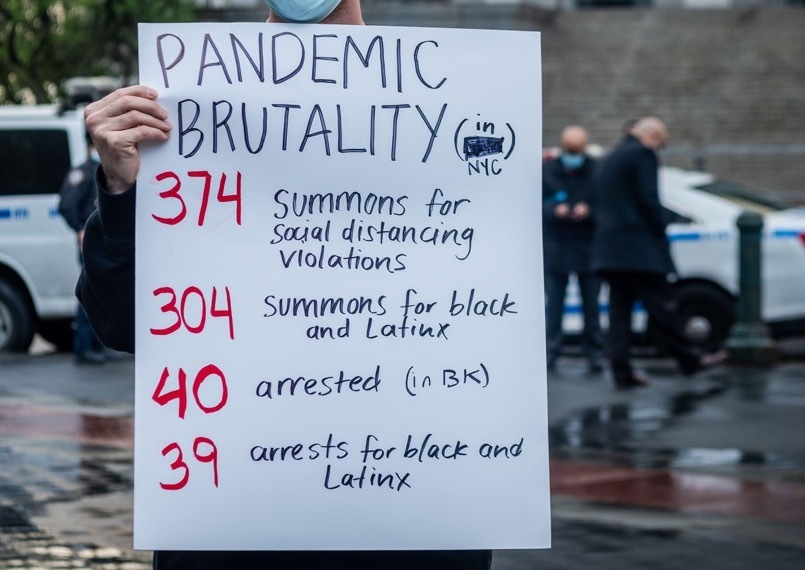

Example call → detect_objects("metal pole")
725 211 778 365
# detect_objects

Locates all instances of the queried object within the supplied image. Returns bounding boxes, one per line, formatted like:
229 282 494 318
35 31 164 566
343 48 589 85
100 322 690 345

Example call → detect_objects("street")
1 341 804 569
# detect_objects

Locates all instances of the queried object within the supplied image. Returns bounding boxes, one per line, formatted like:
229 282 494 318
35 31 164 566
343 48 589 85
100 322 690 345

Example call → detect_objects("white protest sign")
134 22 547 551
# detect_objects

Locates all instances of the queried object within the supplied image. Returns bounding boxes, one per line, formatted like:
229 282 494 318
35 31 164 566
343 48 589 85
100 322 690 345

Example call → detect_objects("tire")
673 282 735 352
38 318 75 353
0 279 36 353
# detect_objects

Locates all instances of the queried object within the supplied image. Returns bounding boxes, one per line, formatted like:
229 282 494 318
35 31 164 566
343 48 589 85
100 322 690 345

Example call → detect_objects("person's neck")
267 0 364 25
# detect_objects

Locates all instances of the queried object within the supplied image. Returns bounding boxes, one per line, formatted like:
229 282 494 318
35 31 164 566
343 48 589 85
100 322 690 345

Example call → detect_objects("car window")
0 129 71 196
695 181 785 214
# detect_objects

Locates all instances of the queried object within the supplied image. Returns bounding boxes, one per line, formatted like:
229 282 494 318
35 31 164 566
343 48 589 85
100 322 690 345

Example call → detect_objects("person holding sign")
77 0 493 568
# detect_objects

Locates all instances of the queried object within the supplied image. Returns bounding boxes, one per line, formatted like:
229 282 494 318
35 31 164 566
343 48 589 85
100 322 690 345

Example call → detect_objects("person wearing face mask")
58 130 107 364
266 0 346 22
542 125 603 374
76 1 492 568
591 117 727 389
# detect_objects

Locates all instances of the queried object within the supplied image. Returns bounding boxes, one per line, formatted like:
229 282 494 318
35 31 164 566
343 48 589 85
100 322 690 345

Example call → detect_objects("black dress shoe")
682 348 729 375
615 374 650 390
700 349 728 369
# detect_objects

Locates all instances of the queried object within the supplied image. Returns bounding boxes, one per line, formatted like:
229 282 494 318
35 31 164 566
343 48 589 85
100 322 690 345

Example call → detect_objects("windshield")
695 181 786 214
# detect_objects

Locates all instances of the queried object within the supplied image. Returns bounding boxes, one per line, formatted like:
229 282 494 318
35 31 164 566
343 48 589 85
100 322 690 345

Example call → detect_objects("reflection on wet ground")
0 404 133 448
550 461 805 524
550 371 805 471
0 435 148 569
548 365 805 524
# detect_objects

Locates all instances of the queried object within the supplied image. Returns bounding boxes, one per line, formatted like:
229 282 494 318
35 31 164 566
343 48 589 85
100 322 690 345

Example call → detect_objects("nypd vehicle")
0 104 87 352
561 166 805 351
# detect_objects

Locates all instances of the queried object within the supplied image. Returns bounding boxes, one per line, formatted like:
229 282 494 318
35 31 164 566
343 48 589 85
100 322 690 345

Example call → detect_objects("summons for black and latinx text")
250 432 526 492
148 284 517 343
264 286 517 341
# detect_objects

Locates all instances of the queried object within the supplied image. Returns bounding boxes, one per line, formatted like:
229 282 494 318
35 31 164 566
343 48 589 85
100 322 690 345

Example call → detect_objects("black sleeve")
581 156 598 206
76 170 136 353
633 147 667 238
58 174 84 233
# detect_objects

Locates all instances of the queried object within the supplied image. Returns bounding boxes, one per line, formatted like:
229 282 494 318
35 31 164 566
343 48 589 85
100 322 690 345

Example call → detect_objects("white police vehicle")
0 105 87 352
562 166 805 350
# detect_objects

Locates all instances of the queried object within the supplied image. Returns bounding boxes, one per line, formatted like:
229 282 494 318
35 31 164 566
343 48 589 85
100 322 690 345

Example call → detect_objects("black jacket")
590 135 675 276
77 178 136 353
542 154 597 274
58 158 100 233
77 177 492 569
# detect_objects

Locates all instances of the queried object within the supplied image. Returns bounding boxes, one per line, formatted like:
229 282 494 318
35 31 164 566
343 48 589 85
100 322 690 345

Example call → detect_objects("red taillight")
800 233 805 247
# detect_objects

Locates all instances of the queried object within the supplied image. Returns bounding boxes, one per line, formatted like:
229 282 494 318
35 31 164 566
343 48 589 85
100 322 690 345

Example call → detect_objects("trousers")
545 271 602 361
602 271 700 383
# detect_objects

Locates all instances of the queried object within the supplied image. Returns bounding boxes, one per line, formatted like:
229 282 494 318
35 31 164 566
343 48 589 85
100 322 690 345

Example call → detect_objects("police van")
0 104 87 352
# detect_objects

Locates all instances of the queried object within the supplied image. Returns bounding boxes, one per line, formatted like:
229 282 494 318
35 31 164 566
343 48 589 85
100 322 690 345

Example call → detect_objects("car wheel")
674 282 735 352
0 279 36 353
38 318 75 353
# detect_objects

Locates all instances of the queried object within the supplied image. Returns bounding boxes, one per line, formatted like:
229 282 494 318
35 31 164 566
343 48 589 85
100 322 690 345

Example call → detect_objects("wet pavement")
0 348 146 569
1 340 804 569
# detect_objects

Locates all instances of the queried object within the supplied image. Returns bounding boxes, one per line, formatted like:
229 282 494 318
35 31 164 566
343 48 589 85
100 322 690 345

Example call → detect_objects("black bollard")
725 211 778 365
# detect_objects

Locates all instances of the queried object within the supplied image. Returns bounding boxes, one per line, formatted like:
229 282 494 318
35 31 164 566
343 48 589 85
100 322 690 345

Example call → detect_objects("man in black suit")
591 117 725 388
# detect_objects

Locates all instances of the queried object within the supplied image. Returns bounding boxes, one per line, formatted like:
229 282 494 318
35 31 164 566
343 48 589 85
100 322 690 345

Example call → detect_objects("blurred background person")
59 131 106 365
591 117 726 389
542 125 603 374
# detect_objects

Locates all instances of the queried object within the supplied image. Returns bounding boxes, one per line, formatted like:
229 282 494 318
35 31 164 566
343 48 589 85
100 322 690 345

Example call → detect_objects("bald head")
560 125 588 154
631 117 668 150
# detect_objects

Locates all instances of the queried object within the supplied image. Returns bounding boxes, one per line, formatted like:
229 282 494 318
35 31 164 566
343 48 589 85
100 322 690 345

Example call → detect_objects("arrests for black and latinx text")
262 287 518 340
248 432 525 492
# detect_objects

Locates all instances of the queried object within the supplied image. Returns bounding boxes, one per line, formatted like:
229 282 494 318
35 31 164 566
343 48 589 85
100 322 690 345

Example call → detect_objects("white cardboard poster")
134 22 547 551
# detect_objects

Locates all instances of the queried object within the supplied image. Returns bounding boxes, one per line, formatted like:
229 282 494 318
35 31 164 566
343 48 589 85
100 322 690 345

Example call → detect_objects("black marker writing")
156 31 447 93
176 100 447 162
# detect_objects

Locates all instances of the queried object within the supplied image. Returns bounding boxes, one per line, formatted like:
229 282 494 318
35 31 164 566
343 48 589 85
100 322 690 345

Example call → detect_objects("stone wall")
196 4 805 204
527 6 805 205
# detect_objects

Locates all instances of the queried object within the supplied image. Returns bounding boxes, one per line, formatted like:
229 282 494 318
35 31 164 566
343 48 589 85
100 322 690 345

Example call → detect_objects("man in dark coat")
542 125 603 373
591 117 725 388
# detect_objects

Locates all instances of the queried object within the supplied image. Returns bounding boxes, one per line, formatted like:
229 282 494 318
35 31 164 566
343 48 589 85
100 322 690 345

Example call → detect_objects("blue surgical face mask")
560 152 585 170
264 0 340 23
